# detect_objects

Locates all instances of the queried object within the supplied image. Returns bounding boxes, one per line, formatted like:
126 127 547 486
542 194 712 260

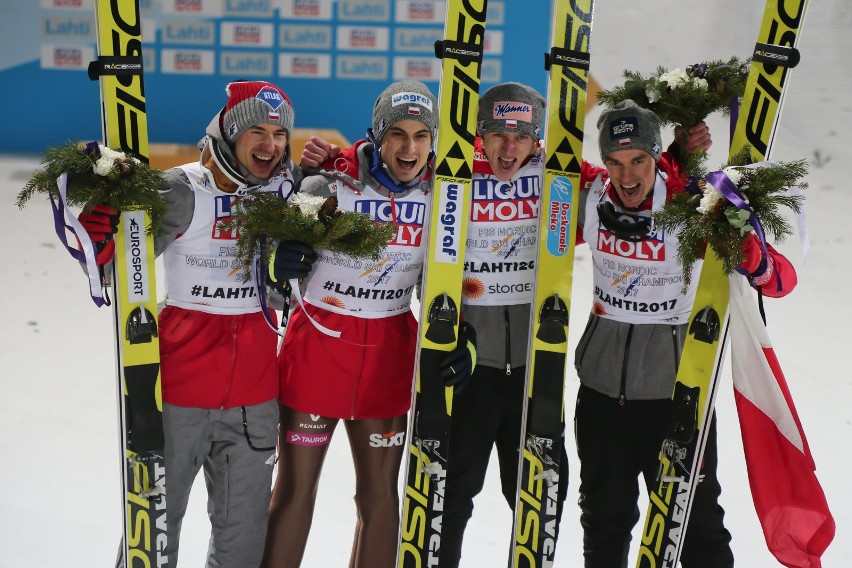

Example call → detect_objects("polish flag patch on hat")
408 105 421 116
505 119 518 128
618 138 632 148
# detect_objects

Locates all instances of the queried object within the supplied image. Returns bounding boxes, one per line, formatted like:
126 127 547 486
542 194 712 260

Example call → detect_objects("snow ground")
1 1 850 566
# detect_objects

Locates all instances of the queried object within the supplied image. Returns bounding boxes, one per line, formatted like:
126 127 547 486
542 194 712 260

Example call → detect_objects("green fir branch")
223 191 395 280
654 151 807 289
17 140 166 234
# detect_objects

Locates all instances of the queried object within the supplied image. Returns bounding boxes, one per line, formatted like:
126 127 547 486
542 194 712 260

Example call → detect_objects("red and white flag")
730 277 834 567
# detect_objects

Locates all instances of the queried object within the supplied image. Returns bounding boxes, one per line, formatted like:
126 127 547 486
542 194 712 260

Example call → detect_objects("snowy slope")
1 0 849 566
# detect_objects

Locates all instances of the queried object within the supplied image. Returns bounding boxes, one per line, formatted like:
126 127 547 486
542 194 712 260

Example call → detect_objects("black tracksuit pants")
441 364 569 567
574 384 734 568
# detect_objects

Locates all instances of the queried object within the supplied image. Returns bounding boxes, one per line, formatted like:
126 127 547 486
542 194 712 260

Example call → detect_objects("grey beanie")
597 99 662 160
477 82 545 138
371 80 438 145
222 80 295 144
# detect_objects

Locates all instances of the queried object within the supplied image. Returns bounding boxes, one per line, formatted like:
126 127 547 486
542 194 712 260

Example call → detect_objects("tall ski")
636 1 808 565
510 1 594 566
397 1 487 566
89 1 167 565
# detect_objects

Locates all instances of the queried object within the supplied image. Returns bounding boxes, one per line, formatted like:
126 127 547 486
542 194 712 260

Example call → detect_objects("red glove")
78 204 120 265
740 232 764 274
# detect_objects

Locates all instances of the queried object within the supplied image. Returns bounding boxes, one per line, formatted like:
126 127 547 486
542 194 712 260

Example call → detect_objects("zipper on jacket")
619 323 635 406
504 306 512 375
671 326 680 374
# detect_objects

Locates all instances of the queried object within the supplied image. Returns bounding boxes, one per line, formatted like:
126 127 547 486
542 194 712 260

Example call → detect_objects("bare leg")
345 415 407 568
261 405 338 568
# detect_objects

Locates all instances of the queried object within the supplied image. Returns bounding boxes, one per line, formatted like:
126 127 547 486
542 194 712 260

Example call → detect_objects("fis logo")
369 430 405 447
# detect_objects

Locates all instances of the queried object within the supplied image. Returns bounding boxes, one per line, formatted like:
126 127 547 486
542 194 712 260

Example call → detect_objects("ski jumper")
441 143 569 567
264 140 431 568
573 152 797 567
138 119 301 567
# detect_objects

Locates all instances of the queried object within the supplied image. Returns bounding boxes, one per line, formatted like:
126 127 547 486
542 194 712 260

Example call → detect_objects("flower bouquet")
17 140 166 232
225 190 395 279
653 147 807 289
597 57 751 172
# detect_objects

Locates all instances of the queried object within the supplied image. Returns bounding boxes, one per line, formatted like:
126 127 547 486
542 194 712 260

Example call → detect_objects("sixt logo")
369 431 405 447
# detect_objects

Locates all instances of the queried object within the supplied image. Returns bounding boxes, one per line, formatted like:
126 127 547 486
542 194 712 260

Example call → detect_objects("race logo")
354 199 426 247
471 175 540 222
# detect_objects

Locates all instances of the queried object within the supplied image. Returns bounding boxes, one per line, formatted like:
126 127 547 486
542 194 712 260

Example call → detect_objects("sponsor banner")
220 51 273 76
161 20 215 45
161 0 222 17
486 0 505 25
279 53 332 78
39 0 93 10
480 59 502 84
280 0 333 19
40 44 93 70
220 21 274 47
392 56 440 81
223 0 274 17
484 29 503 55
41 15 94 41
338 0 390 21
160 49 215 74
336 25 389 51
434 180 464 264
143 47 157 73
336 55 387 80
123 211 152 304
394 0 445 23
279 24 332 49
394 28 442 53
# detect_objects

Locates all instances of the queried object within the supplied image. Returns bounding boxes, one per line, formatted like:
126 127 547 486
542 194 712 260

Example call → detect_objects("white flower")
723 167 742 186
697 185 724 215
93 146 127 177
692 77 709 90
645 78 663 103
290 192 325 218
659 68 690 88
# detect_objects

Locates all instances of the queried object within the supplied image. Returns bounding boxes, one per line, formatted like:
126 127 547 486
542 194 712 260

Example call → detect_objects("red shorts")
159 306 279 408
278 303 418 419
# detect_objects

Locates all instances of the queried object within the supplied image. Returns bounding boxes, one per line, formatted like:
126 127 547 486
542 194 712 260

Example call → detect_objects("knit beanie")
597 99 662 160
477 82 545 139
371 80 438 145
222 80 295 144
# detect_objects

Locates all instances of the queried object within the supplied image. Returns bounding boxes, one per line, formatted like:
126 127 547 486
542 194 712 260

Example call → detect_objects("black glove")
77 204 120 265
439 321 477 390
268 240 317 286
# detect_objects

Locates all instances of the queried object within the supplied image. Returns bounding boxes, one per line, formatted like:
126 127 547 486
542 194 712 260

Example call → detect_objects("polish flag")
730 277 835 567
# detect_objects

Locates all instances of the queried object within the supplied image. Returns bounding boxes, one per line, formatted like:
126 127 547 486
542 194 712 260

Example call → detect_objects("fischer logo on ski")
397 1 487 567
636 1 809 565
91 0 167 565
511 1 594 566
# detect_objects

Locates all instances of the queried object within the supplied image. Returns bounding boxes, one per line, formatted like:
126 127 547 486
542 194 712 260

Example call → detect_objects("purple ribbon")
49 172 108 307
705 169 769 276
